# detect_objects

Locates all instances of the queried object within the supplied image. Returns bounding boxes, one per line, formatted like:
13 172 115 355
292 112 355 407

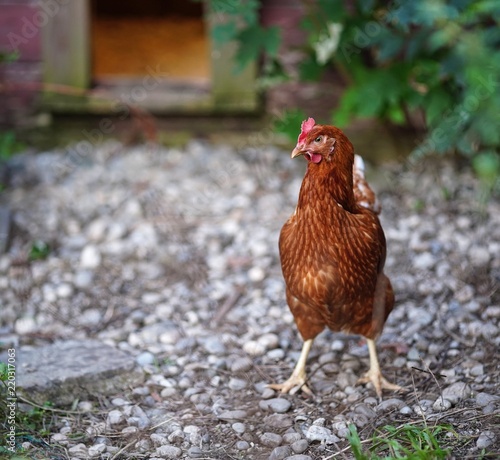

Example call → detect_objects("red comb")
298 117 316 144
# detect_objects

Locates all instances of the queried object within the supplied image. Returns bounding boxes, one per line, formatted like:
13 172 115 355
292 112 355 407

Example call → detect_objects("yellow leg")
357 338 402 400
268 339 314 395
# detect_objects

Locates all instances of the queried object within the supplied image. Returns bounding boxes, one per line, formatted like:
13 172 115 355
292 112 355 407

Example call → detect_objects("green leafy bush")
204 0 500 184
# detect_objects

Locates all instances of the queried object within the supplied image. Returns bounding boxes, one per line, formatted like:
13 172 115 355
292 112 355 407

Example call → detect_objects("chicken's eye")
315 136 322 143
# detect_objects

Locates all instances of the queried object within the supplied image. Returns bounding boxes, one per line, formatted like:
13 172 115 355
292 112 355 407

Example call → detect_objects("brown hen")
269 118 400 399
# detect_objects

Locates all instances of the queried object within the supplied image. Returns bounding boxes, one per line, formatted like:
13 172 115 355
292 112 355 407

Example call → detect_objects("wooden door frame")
41 1 259 114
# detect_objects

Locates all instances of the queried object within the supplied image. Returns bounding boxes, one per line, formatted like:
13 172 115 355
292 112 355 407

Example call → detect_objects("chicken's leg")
357 338 402 400
268 339 313 395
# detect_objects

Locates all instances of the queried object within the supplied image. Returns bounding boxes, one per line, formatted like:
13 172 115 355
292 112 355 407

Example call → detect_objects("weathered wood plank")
42 1 90 89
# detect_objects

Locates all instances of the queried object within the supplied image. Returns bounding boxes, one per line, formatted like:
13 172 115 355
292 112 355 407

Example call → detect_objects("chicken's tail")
353 155 381 214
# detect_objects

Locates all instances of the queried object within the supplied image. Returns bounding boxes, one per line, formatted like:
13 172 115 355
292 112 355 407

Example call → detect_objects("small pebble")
291 439 309 454
260 432 283 448
269 445 292 460
232 422 246 434
155 445 182 458
260 398 292 414
235 440 250 450
476 430 496 449
80 245 101 268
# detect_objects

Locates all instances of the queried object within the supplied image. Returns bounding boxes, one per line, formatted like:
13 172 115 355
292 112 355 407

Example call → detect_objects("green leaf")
274 109 307 142
299 55 326 81
29 241 50 261
473 150 500 185
424 89 454 126
211 22 238 43
356 0 375 16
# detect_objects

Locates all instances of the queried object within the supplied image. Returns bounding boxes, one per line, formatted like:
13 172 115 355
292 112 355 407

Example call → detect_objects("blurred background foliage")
208 0 500 186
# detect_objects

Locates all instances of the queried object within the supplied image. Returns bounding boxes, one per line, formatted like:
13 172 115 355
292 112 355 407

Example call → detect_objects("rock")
264 414 294 429
476 430 496 449
217 410 247 421
283 433 302 444
50 433 68 445
377 398 405 412
433 396 452 412
243 340 266 356
231 422 246 434
413 252 435 270
304 425 340 444
16 340 142 405
235 440 250 450
260 432 283 448
56 283 73 298
136 351 155 366
248 266 265 282
260 398 292 413
475 392 500 407
73 270 93 289
442 382 471 405
230 356 253 373
291 439 309 454
88 443 106 457
150 433 168 446
155 445 182 458
270 445 292 460
187 446 204 458
228 377 247 390
14 317 37 335
285 455 313 460
80 245 101 268
107 409 124 425
68 443 88 458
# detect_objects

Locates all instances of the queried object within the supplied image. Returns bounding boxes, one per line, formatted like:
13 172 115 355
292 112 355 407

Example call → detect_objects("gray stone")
155 444 182 458
136 351 155 366
432 396 452 412
264 414 293 429
228 377 248 390
68 443 88 458
217 410 247 421
476 430 496 449
16 340 142 405
269 445 292 460
107 409 124 425
260 397 292 413
88 443 106 458
232 422 246 434
291 439 309 454
476 392 500 407
442 382 471 405
235 440 250 450
284 455 312 460
304 425 340 444
260 432 283 448
80 245 101 268
377 398 405 412
150 433 168 446
230 356 253 373
73 270 94 289
187 446 204 458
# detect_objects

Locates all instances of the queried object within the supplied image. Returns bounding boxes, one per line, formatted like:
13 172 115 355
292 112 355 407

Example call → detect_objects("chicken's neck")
298 163 357 213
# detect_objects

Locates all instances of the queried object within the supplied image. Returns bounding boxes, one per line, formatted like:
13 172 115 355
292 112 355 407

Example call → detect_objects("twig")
110 437 141 460
17 395 101 415
411 366 447 379
211 285 244 326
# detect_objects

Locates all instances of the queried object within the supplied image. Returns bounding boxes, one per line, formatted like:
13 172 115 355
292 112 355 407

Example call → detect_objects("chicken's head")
291 118 353 165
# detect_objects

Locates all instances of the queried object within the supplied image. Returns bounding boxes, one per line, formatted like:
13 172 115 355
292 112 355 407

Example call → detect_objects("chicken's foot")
357 338 402 400
268 339 313 395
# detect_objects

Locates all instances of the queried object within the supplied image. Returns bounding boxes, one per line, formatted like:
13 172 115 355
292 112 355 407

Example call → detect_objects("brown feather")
280 124 394 343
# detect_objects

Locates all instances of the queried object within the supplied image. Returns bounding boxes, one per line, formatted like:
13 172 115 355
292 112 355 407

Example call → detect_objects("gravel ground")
1 138 499 459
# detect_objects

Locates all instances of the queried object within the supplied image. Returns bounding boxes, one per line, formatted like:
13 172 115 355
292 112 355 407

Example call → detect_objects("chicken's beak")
291 146 305 159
